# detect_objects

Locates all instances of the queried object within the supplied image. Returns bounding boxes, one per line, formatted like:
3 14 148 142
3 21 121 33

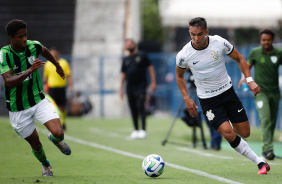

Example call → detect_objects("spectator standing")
119 39 156 139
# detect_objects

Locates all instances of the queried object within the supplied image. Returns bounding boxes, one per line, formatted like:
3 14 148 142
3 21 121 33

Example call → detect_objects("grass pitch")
0 116 282 184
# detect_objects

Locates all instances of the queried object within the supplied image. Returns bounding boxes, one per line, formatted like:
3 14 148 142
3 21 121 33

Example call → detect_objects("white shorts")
9 98 60 139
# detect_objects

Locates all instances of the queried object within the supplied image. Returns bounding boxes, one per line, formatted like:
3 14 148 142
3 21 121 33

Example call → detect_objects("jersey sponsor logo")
210 50 220 61
271 56 277 64
192 61 199 65
27 56 36 65
205 83 228 94
238 108 243 112
206 110 215 121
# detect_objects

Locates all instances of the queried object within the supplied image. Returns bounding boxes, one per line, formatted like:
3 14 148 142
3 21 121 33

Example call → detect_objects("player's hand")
238 78 246 88
184 98 198 117
150 82 156 93
119 88 124 99
56 65 65 79
30 59 45 72
248 81 260 96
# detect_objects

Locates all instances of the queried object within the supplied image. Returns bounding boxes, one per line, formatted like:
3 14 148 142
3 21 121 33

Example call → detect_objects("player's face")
125 40 136 52
9 28 27 52
260 33 273 52
189 26 209 49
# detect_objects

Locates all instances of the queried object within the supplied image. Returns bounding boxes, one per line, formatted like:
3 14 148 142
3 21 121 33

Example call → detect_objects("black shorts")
199 86 248 130
48 87 67 106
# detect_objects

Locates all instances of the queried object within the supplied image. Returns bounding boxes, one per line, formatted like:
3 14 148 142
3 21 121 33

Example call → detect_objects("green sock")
50 134 64 143
32 146 49 166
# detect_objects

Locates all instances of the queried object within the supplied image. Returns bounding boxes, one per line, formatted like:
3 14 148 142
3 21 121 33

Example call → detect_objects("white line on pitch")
38 128 243 184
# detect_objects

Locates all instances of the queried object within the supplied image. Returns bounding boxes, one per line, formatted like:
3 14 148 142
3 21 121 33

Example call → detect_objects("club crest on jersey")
27 56 36 65
206 110 215 121
135 56 141 63
211 51 220 61
271 56 277 64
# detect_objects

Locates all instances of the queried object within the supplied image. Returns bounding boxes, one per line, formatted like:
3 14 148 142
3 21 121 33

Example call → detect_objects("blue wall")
147 45 282 129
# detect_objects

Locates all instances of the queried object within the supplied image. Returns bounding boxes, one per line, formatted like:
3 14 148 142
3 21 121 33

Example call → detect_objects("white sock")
234 138 264 165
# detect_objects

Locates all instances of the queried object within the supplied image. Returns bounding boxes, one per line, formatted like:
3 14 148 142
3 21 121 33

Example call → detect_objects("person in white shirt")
175 17 269 174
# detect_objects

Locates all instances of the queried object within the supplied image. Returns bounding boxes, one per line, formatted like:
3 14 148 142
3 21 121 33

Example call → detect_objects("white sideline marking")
178 147 235 159
38 129 243 184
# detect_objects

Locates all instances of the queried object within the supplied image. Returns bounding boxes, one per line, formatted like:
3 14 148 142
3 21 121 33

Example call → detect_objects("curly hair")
5 19 27 36
260 28 275 39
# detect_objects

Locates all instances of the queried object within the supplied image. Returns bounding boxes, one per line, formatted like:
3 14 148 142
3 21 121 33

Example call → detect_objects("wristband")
246 77 254 83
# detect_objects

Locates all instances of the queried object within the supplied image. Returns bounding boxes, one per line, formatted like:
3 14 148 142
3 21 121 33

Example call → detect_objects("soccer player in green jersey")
0 19 72 177
239 29 282 160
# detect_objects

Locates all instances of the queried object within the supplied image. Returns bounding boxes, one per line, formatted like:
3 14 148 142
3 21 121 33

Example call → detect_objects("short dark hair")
260 28 275 39
5 19 27 36
189 17 207 30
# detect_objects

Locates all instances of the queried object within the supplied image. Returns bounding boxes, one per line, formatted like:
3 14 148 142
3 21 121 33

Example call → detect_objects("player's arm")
238 63 253 88
148 65 156 92
2 59 45 89
40 46 65 79
67 75 73 92
229 49 260 96
119 72 126 99
175 66 198 117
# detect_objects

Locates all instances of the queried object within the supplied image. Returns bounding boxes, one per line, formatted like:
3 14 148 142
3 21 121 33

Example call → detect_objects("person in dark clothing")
119 39 156 139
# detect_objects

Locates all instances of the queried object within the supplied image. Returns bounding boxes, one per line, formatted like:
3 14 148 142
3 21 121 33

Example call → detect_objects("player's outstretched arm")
175 66 198 117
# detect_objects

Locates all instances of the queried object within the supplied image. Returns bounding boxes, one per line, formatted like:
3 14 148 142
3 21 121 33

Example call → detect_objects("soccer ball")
142 154 165 177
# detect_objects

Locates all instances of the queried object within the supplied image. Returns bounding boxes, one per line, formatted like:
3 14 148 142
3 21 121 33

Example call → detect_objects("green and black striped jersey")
0 40 45 112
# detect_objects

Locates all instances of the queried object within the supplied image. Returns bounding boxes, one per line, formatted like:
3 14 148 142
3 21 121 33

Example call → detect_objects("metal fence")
1 44 282 130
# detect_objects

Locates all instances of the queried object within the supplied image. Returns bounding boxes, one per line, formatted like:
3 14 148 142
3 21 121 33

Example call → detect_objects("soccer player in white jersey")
175 17 270 174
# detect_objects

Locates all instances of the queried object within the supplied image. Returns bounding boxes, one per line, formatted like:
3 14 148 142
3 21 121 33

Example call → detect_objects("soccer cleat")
258 163 270 175
263 150 275 160
48 133 71 155
138 130 147 139
42 164 53 177
130 130 139 139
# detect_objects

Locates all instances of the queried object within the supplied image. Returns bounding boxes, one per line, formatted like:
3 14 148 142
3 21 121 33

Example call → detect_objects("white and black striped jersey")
176 35 234 99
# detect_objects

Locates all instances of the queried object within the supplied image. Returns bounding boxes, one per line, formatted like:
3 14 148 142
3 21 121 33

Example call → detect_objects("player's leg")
35 98 71 155
136 90 147 139
255 92 273 159
217 121 269 174
127 94 139 138
9 108 53 176
25 129 53 176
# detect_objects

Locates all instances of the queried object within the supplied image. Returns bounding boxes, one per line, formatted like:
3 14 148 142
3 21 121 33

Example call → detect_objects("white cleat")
42 164 53 177
130 130 139 139
138 130 147 139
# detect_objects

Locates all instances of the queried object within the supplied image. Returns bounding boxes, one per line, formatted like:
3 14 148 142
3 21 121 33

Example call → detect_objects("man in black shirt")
119 39 156 139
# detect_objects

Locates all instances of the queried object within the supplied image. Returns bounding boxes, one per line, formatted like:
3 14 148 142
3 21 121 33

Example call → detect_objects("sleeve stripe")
227 46 234 55
176 64 186 69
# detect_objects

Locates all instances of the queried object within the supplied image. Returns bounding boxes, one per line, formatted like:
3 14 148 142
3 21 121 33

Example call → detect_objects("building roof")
159 0 282 28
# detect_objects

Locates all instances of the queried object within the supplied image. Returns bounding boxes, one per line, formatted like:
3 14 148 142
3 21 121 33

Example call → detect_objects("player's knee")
238 131 250 138
52 129 64 139
221 130 236 142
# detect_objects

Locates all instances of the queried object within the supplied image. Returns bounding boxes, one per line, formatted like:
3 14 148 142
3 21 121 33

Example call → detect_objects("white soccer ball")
142 154 165 177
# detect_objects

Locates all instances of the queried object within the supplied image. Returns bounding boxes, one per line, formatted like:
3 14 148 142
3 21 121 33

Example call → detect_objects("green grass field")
1 116 282 184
